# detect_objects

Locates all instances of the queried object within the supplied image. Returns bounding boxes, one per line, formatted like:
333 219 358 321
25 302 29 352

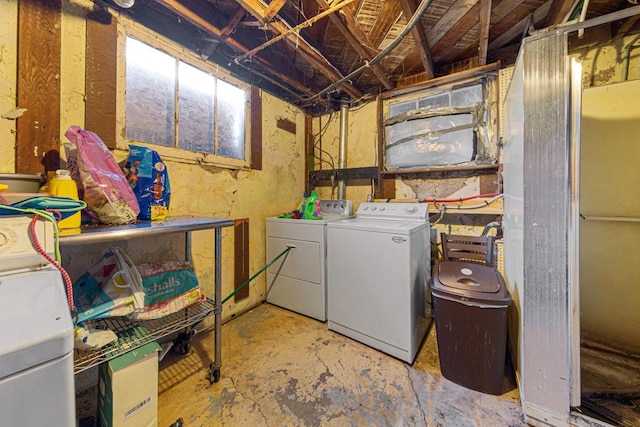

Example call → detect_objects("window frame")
116 21 252 170
381 68 499 171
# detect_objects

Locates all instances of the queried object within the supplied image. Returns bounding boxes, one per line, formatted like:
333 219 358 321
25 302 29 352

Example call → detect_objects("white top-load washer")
0 216 75 426
326 202 431 363
266 199 353 321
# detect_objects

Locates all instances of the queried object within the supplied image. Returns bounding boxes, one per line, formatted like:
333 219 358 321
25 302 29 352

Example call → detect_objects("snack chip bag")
124 144 171 221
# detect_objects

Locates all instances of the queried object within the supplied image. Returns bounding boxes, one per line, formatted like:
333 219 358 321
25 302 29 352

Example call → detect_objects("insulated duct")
338 99 349 199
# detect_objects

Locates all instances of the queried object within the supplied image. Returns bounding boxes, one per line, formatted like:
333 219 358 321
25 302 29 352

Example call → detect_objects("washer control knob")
406 206 418 214
379 207 385 211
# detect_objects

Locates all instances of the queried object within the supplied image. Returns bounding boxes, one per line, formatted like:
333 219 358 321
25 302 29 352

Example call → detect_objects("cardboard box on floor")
98 341 161 427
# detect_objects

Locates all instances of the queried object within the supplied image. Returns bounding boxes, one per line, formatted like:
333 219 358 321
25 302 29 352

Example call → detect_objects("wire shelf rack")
73 297 215 374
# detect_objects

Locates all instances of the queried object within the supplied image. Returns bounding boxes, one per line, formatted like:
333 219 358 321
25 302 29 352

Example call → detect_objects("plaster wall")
571 32 640 87
0 0 18 171
0 0 305 322
311 102 378 207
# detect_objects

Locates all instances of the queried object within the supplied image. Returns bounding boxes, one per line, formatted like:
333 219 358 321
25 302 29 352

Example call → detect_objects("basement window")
383 73 498 170
124 35 250 169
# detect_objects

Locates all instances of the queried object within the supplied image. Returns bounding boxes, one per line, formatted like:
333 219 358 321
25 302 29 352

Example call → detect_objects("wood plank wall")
234 218 250 302
85 13 118 149
17 0 62 174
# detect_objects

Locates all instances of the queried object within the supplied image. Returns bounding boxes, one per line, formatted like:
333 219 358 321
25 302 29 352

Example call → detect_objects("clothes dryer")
326 202 431 363
266 200 353 321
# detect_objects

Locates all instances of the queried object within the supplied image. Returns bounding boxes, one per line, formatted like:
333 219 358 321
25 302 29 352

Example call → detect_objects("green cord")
221 246 294 305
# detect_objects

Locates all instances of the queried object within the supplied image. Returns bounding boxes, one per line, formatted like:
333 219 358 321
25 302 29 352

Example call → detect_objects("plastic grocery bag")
65 125 139 225
73 247 145 324
124 144 171 221
130 260 202 320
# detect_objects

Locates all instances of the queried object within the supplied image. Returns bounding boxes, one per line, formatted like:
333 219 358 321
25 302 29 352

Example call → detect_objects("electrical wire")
420 193 501 203
429 194 504 213
29 214 75 311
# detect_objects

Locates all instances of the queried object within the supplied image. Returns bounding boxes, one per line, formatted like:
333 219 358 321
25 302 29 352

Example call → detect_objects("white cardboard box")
98 341 161 427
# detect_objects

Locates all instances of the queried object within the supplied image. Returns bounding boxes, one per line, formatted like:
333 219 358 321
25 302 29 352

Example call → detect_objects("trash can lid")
431 261 511 306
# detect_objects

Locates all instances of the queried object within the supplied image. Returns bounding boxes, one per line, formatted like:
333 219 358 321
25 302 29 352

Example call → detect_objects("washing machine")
266 199 353 321
326 202 431 363
0 216 75 426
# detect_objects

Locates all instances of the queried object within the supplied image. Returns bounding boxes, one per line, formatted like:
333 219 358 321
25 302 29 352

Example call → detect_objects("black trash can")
431 261 512 395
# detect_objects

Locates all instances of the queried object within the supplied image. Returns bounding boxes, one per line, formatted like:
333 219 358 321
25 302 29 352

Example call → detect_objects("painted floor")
155 303 525 427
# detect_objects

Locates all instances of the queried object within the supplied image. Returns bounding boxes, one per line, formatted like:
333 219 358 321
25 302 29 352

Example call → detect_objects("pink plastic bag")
65 125 140 225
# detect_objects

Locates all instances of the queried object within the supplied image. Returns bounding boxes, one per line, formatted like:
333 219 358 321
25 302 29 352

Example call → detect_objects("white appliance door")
266 232 326 321
327 227 411 351
0 352 75 427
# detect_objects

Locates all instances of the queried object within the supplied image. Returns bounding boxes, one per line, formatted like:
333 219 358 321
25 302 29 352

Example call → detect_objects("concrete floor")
154 303 525 426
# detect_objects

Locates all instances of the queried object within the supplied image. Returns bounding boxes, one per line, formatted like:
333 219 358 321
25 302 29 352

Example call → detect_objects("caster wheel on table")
208 364 221 384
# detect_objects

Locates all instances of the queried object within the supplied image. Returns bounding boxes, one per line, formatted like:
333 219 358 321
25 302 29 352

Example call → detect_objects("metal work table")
59 216 234 383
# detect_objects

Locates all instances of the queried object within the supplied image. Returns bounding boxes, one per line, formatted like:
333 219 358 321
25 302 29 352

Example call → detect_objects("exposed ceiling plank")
488 0 552 50
236 0 357 62
154 0 317 98
368 1 403 49
234 0 363 99
430 1 481 62
399 0 435 78
315 0 395 89
478 0 492 65
427 0 479 45
264 0 288 22
543 0 575 27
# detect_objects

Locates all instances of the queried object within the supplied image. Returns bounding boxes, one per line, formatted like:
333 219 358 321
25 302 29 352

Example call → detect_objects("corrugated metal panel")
521 32 572 420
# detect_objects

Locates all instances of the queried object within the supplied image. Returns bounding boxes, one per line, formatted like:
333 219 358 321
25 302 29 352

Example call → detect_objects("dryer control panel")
356 202 429 221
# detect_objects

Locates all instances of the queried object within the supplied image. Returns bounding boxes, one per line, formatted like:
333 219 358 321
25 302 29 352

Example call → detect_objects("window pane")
451 84 483 107
177 62 215 154
389 100 416 117
125 37 176 147
216 79 245 159
418 93 449 109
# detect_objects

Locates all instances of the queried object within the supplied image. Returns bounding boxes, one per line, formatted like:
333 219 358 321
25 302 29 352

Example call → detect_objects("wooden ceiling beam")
264 0 288 23
368 1 403 49
237 0 357 62
399 0 435 79
428 0 479 46
478 0 492 65
154 0 317 98
615 13 640 39
235 0 363 99
543 0 575 28
315 0 394 89
221 5 246 38
488 0 552 50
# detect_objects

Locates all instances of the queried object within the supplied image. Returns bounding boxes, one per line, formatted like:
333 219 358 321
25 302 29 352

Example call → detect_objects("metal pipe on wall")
338 99 349 199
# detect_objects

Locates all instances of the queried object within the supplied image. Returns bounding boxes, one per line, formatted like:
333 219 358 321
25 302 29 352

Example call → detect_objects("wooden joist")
316 0 395 90
235 0 363 100
399 0 435 79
